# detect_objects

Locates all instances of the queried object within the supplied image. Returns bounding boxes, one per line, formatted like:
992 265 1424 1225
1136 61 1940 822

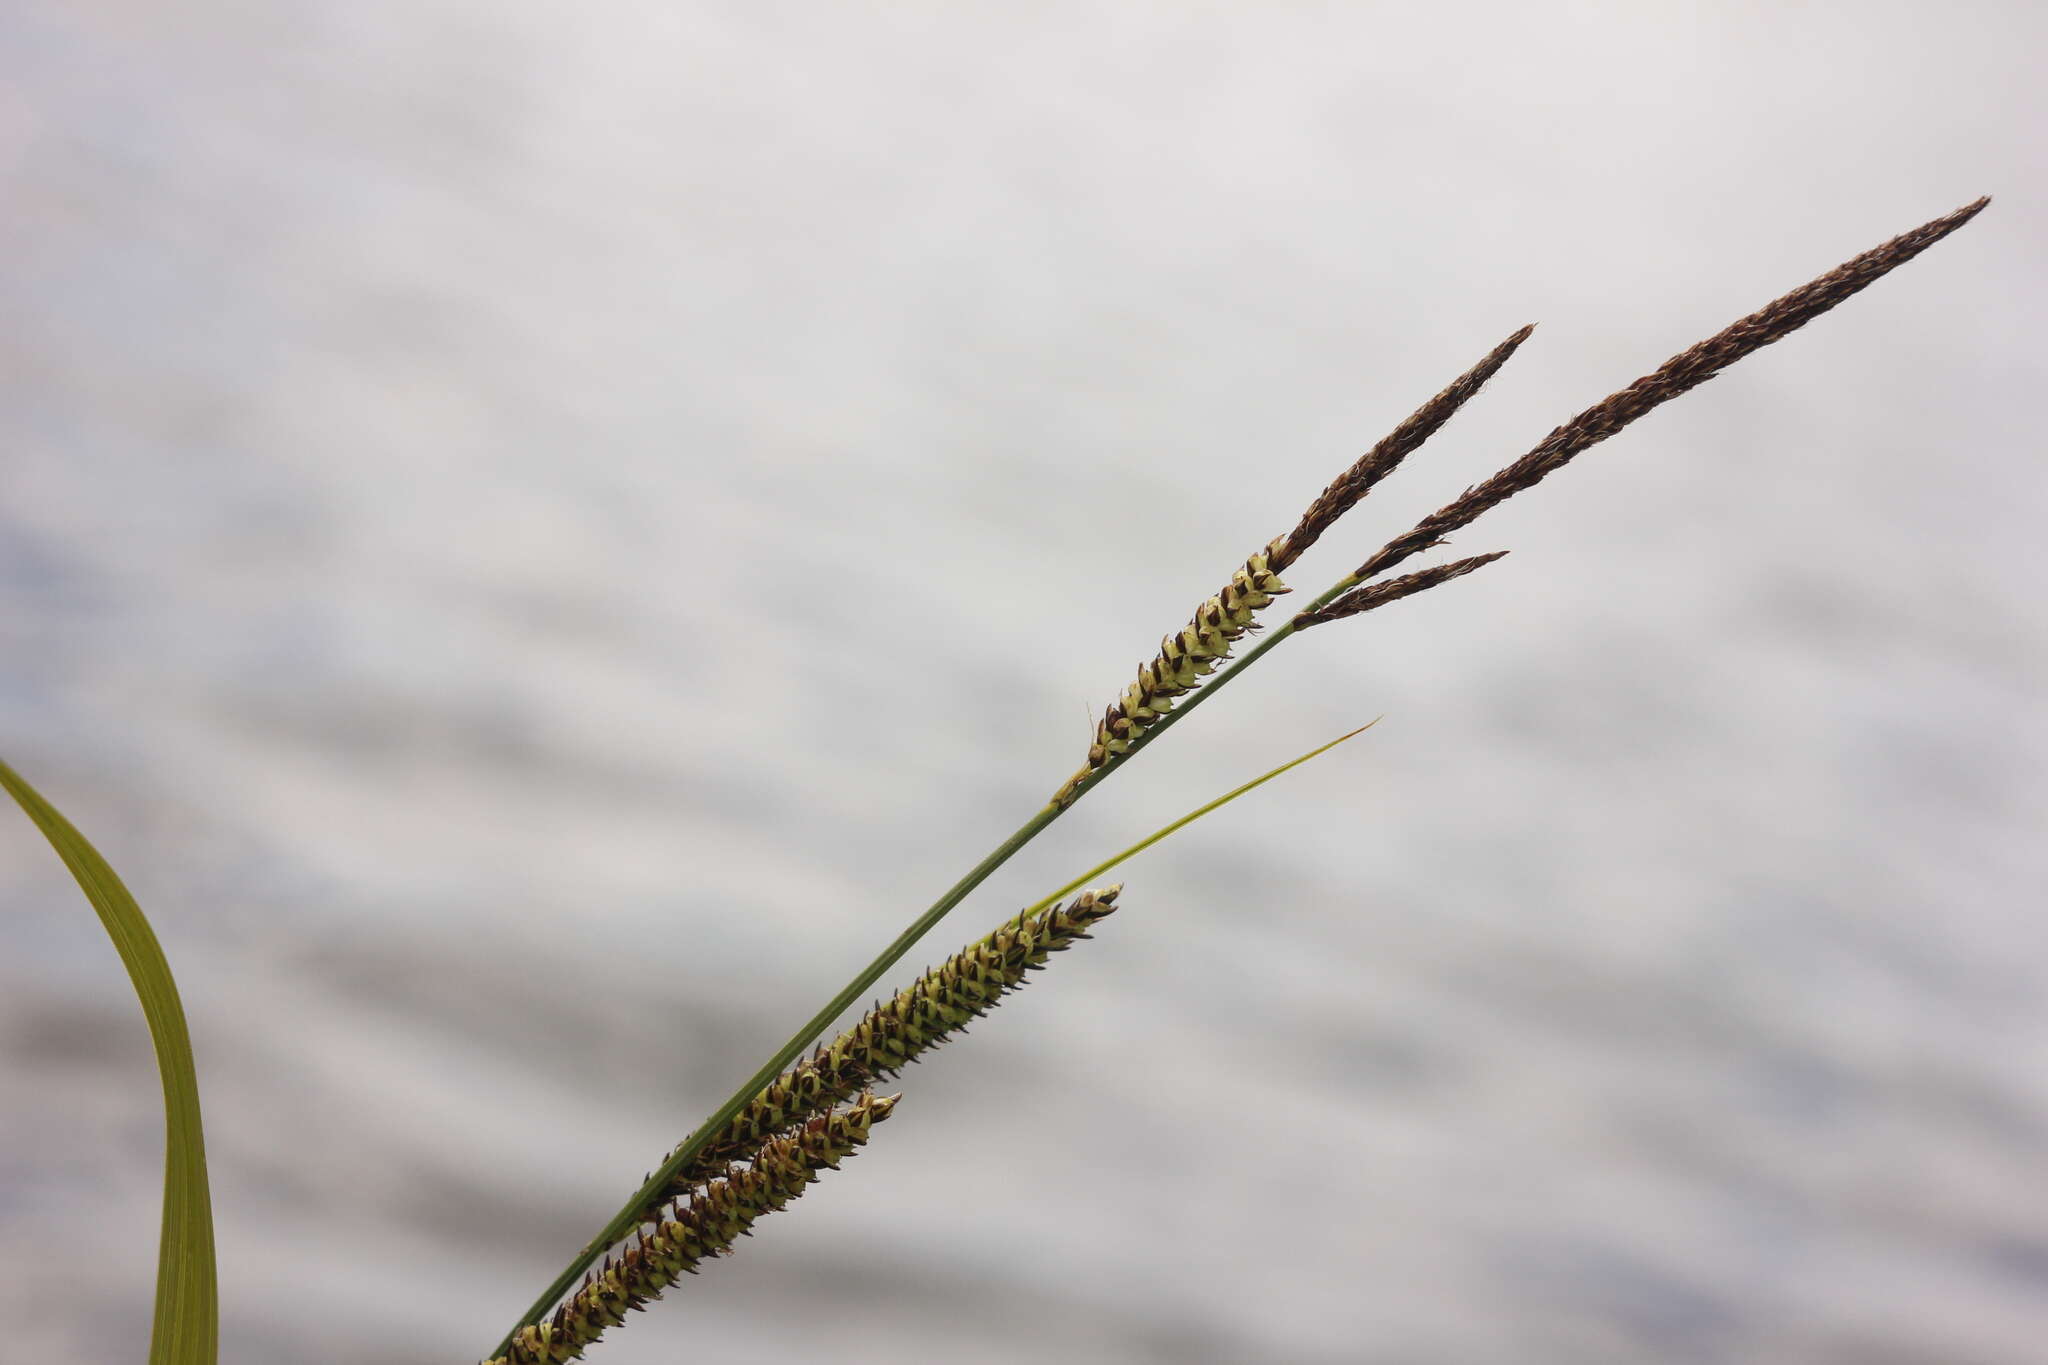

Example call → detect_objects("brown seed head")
1292 551 1510 629
1354 198 1990 582
1272 324 1534 573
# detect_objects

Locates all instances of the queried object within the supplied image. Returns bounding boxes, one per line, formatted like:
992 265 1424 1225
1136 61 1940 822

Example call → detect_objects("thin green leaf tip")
0 758 219 1365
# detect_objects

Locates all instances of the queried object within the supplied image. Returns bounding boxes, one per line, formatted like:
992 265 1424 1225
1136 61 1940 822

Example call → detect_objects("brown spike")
1354 199 1989 583
1272 324 1535 572
1293 551 1511 628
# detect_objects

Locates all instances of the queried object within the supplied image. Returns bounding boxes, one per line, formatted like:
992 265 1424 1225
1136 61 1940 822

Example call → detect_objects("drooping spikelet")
1291 551 1510 629
641 887 1121 1215
491 1094 897 1365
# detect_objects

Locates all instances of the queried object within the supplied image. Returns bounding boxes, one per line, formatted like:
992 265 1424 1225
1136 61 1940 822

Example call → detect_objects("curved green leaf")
1 758 218 1365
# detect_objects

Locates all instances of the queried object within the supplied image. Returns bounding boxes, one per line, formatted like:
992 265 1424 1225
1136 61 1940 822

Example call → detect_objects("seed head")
1292 551 1510 629
1054 551 1289 805
1354 198 1990 582
1273 325 1534 573
492 1094 899 1365
644 888 1122 1212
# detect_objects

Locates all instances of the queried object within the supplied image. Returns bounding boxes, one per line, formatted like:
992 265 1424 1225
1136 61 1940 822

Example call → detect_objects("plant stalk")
489 571 1360 1357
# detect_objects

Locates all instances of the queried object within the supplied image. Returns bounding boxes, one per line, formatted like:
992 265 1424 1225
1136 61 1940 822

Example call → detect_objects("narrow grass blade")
0 758 218 1365
1028 719 1380 916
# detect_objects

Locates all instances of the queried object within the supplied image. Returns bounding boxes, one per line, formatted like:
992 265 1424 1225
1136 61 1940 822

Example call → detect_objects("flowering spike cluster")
1055 550 1289 804
1353 198 1990 583
491 1094 897 1365
644 887 1122 1212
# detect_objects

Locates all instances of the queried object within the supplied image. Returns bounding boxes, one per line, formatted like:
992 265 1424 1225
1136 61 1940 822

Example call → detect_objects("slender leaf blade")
1023 719 1380 915
1 758 218 1365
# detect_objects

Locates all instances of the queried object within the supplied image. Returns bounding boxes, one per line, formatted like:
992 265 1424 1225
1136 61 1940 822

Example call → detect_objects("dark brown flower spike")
1272 325 1535 573
1353 197 1991 583
1292 550 1510 629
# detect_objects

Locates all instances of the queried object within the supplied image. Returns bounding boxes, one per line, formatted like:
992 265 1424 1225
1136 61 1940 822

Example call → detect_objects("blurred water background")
3 3 2044 1362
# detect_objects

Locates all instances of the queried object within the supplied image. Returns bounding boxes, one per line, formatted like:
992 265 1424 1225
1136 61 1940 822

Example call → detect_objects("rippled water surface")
4 5 2045 1362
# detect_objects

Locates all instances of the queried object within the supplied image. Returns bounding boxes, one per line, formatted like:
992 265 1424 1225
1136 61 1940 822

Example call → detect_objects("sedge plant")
1 196 1988 1365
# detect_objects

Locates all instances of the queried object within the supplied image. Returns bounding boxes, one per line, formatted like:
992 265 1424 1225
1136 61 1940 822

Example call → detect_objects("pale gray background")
3 3 2042 1362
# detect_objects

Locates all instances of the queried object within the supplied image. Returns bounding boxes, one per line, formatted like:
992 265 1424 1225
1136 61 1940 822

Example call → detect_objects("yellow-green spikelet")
492 1093 897 1365
646 887 1120 1211
1058 545 1288 802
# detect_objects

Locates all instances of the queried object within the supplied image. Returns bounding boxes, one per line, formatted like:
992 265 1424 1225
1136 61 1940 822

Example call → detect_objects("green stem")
488 568 1361 1359
488 804 1059 1358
